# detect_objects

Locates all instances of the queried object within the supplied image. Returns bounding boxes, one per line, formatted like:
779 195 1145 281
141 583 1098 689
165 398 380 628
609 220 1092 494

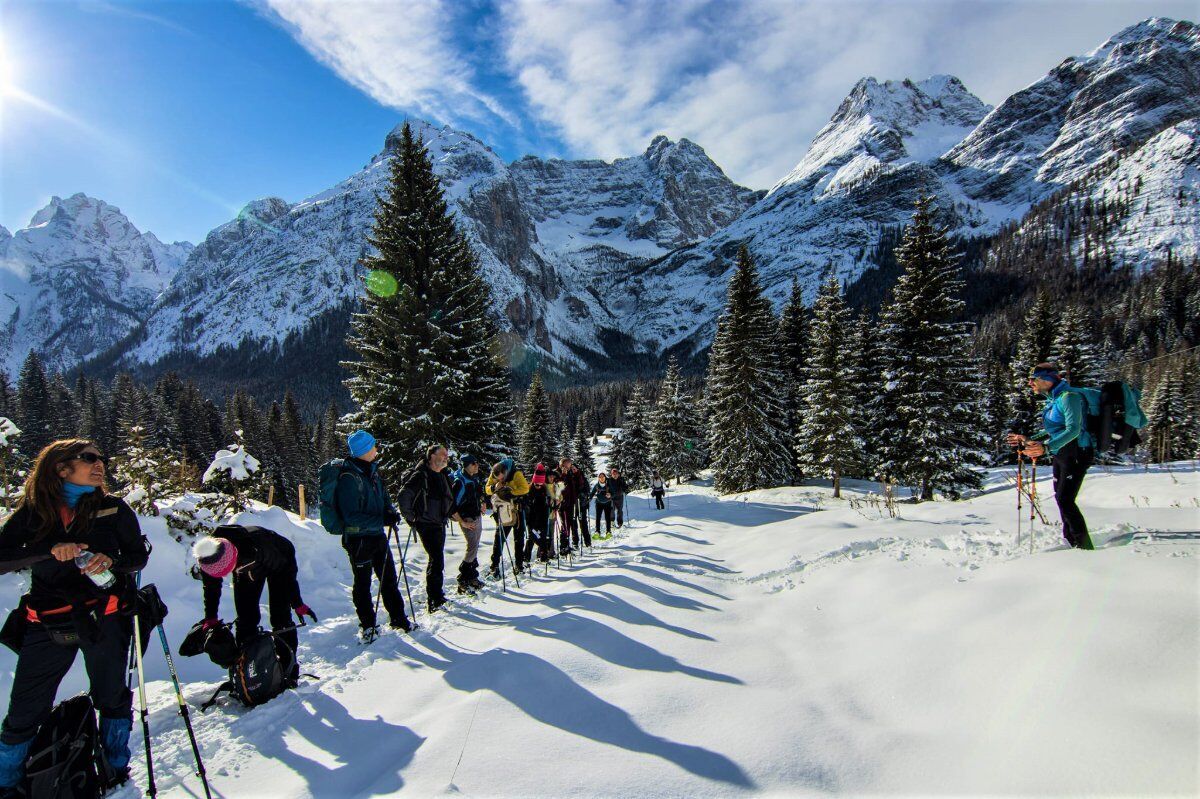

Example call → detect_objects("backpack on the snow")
23 694 103 799
318 458 349 534
1064 381 1148 455
201 630 292 711
179 620 240 668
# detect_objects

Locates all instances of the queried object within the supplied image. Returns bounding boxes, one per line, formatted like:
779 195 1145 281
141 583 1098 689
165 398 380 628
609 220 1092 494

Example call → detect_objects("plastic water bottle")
75 551 116 589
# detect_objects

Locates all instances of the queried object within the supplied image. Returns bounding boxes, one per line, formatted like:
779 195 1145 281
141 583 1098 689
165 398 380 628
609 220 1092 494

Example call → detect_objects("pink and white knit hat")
193 537 239 578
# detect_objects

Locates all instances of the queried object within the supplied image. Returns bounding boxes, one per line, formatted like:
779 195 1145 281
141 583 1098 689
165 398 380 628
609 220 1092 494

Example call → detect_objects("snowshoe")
427 596 448 614
468 577 485 590
389 618 414 633
487 568 501 580
457 584 476 596
360 625 382 644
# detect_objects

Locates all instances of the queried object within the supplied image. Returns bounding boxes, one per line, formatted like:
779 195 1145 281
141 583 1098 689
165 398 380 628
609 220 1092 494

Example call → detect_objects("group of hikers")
0 363 1103 797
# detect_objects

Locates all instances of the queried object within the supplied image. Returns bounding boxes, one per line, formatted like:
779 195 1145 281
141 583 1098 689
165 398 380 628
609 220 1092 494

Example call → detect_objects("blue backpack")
1064 381 1147 455
318 459 348 535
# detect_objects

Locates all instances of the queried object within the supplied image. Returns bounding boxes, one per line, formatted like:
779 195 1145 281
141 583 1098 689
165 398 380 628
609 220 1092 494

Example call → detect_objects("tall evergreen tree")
573 416 595 474
876 196 988 500
794 277 866 497
1007 291 1056 436
517 372 556 467
777 278 809 483
650 358 704 483
16 352 53 457
343 121 511 482
1144 354 1199 462
705 246 791 493
314 401 344 464
615 383 653 488
1051 303 1102 386
558 421 575 464
849 313 884 479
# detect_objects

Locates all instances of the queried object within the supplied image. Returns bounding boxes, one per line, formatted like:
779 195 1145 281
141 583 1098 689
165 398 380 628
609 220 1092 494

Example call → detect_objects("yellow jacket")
486 469 530 498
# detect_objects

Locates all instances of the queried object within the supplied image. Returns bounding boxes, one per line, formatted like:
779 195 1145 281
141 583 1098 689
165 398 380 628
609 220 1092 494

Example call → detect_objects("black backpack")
201 630 292 711
23 694 103 799
179 621 240 668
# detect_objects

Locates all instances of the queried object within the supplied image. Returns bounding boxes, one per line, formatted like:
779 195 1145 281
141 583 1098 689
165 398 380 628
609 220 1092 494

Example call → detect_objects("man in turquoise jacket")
1007 363 1095 550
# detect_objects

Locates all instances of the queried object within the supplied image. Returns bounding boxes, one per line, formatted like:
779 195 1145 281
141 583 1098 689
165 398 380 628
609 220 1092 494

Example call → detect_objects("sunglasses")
67 452 110 467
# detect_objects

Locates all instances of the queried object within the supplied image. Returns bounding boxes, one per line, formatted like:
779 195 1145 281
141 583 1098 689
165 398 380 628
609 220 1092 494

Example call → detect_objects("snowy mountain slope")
3 463 1194 797
636 17 1200 355
0 194 192 375
125 123 758 372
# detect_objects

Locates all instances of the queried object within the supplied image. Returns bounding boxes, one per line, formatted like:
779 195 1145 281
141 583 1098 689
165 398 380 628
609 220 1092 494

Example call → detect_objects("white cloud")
258 0 1198 189
256 0 515 128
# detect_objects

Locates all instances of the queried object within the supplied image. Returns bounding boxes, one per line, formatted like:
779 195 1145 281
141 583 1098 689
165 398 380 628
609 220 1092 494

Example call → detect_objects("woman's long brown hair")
19 439 107 540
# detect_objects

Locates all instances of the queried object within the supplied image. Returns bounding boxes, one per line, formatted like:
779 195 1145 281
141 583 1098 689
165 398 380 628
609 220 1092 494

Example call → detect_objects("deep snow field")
2 462 1197 797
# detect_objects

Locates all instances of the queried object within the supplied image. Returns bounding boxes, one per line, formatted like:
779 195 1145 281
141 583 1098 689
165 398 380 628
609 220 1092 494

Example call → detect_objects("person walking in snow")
397 445 455 613
523 464 554 564
334 430 411 640
607 467 628 527
0 440 149 795
449 454 486 595
557 457 588 553
192 524 314 687
590 472 614 541
1006 363 1095 550
485 458 530 577
650 470 667 510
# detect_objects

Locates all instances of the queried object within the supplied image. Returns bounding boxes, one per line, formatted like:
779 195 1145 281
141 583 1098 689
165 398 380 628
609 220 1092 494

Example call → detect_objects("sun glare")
0 38 13 96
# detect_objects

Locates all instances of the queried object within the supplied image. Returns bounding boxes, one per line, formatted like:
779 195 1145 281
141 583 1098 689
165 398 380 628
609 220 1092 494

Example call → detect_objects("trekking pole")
1016 450 1024 550
131 612 156 797
391 525 420 630
503 517 522 589
1030 457 1038 555
494 515 507 591
154 624 213 799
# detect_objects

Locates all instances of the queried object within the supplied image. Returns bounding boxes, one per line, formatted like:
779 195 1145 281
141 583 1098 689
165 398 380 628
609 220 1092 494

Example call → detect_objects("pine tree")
281 390 315 509
1144 354 1199 462
343 121 511 483
49 374 79 442
200 430 264 522
777 278 808 483
15 352 53 458
650 358 704 483
558 421 575 465
794 277 866 497
876 196 988 500
517 372 556 468
615 383 653 488
849 313 884 479
315 401 344 464
705 246 791 493
1007 291 1056 436
573 416 595 474
1051 303 1102 386
0 417 24 511
111 425 174 516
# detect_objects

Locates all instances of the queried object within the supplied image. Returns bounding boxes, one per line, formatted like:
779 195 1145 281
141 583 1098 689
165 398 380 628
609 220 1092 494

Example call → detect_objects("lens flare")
366 269 398 297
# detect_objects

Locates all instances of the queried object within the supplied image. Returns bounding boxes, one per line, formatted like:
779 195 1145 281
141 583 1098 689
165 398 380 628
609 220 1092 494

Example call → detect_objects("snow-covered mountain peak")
769 73 989 197
1086 16 1197 60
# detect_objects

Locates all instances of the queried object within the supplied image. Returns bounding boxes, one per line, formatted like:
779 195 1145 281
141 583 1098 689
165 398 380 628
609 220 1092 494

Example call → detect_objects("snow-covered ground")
2 462 1197 796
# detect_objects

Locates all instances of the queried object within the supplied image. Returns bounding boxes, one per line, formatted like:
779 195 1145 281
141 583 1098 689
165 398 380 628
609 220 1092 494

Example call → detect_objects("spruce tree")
16 352 53 457
1144 354 1199 462
705 246 791 493
1051 303 1101 386
573 416 595 474
1007 291 1056 436
517 372 556 468
650 358 704 483
876 196 988 500
795 277 866 497
343 121 511 482
558 421 575 464
849 313 884 479
315 401 343 464
615 383 653 488
777 278 808 484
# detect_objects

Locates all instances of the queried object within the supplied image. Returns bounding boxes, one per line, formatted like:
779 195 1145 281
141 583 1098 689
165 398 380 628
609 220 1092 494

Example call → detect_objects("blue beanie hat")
460 454 477 468
348 430 377 458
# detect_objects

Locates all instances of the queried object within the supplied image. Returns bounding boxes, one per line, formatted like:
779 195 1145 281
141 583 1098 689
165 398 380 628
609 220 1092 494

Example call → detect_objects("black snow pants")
1052 441 1094 550
345 534 408 629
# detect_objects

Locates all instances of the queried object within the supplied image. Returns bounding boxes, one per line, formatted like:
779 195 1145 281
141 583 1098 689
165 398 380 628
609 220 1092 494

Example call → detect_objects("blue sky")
1 0 1194 244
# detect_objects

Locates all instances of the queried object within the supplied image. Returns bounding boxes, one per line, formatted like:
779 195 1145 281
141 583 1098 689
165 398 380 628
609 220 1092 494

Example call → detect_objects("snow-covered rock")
0 193 192 374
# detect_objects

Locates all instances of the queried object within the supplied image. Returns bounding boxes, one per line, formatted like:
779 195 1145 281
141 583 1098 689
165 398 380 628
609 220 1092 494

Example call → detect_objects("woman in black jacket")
193 524 314 687
0 439 149 794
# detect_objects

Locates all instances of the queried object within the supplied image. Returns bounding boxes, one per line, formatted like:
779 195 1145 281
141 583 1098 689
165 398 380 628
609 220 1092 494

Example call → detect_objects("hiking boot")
457 583 476 596
487 568 501 580
468 577 485 590
100 765 130 793
428 596 448 613
389 618 414 633
360 624 381 644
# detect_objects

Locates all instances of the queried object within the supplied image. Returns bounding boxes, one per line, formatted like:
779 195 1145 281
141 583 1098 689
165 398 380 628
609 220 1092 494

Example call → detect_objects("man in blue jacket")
1007 364 1095 550
335 431 411 641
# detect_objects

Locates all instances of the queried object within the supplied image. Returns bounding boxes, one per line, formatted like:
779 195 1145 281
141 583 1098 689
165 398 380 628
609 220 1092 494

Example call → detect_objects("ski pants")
613 496 625 527
653 491 665 510
414 522 448 604
344 534 407 629
2 614 131 745
523 516 551 562
456 516 482 566
490 513 526 572
1052 442 1094 550
559 503 578 551
232 559 300 682
595 503 612 538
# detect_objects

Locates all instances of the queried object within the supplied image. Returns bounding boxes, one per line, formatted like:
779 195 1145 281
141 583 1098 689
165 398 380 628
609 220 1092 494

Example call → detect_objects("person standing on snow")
650 471 667 510
0 440 149 795
607 467 627 527
1006 363 1096 550
193 525 314 687
557 457 588 554
523 464 553 564
485 458 530 577
335 430 411 641
397 445 455 613
590 472 614 541
448 455 486 595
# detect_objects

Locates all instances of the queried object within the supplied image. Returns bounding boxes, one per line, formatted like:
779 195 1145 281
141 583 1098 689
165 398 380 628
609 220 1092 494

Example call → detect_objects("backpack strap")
200 681 232 713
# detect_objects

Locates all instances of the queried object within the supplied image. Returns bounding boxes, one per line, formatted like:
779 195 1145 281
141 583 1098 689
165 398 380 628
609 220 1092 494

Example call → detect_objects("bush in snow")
0 418 25 511
199 431 263 522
